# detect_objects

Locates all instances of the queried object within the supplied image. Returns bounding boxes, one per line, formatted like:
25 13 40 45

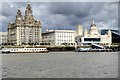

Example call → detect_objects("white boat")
75 48 112 52
2 48 49 53
75 48 92 52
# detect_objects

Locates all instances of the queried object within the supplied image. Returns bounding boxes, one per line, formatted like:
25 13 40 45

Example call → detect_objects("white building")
42 29 75 46
75 20 112 46
0 32 8 45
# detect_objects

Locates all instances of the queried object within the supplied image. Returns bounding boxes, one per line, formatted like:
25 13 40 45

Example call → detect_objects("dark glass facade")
112 32 120 43
84 38 100 42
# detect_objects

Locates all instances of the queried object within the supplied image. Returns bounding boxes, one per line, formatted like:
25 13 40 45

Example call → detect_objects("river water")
2 52 118 78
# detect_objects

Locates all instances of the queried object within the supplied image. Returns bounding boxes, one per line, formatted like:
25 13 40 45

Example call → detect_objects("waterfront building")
76 25 83 36
0 32 8 45
111 31 120 43
42 29 75 46
75 20 112 46
7 2 42 46
101 29 120 43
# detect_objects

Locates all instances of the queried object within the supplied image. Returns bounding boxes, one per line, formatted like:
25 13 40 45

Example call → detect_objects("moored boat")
2 48 49 53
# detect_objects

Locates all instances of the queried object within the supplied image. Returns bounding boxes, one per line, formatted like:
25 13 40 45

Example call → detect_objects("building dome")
89 20 99 36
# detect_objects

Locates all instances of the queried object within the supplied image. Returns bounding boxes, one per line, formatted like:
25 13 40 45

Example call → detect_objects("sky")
1 1 118 32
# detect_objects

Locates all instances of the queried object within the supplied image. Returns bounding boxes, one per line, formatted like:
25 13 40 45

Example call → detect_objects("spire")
25 0 32 15
26 0 31 9
92 20 95 24
17 7 21 15
90 19 96 27
27 0 30 4
16 6 23 22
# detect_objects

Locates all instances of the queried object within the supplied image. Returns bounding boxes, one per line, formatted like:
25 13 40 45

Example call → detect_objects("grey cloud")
48 2 94 18
1 2 118 32
2 3 17 17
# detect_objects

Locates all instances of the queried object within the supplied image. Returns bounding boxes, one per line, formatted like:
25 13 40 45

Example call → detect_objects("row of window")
57 32 74 34
57 43 75 45
43 36 73 39
43 36 53 39
57 36 73 37
57 40 73 41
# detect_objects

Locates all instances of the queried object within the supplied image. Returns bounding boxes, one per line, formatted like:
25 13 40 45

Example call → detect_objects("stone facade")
0 32 8 45
8 2 42 45
42 29 75 46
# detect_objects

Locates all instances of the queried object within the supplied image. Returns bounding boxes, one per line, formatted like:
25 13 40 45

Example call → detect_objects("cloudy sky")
1 1 118 32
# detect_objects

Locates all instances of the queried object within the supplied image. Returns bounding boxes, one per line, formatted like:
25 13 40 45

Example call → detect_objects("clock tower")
8 1 42 45
24 1 34 25
15 7 23 24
